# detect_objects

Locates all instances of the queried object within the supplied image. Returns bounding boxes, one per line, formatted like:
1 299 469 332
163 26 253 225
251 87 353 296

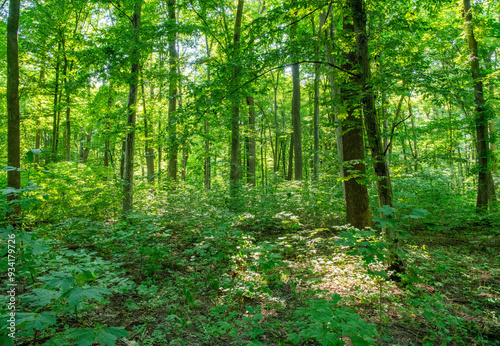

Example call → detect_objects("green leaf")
26 151 34 163
2 166 17 171
378 205 397 217
24 312 57 331
67 326 129 346
64 286 111 307
25 289 61 307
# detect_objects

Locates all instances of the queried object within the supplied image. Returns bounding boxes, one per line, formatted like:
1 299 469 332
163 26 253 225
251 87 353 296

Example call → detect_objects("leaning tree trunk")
7 0 21 212
122 3 142 214
463 0 496 211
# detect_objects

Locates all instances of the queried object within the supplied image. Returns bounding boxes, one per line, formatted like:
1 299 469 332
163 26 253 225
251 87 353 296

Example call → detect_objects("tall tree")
352 0 393 209
230 0 244 197
463 0 496 211
7 0 21 209
290 5 302 181
340 1 372 229
167 0 178 181
122 2 142 214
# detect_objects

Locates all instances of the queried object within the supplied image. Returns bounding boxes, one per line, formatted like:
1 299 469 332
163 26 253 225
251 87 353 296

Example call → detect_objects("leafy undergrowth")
1 169 499 345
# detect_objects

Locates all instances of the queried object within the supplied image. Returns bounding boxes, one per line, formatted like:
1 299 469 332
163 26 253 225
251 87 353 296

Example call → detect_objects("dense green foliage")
1 0 499 345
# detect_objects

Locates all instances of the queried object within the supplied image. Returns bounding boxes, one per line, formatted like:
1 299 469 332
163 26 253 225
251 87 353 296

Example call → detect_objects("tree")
167 0 178 181
340 1 372 229
7 0 21 211
122 2 142 214
230 0 245 198
463 0 496 212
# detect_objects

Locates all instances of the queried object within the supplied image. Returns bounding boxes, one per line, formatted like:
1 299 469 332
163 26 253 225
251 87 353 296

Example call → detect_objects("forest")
1 0 499 345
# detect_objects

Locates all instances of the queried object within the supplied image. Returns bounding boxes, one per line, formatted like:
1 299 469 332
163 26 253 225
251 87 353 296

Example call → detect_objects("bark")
312 16 322 182
230 0 245 197
141 81 155 183
104 85 113 170
52 43 61 155
352 0 393 208
7 0 21 204
167 0 178 181
204 35 212 190
122 3 142 214
408 97 418 172
322 8 345 196
291 12 302 181
82 129 93 163
341 4 372 230
65 61 74 161
246 96 256 185
273 71 280 173
463 0 496 211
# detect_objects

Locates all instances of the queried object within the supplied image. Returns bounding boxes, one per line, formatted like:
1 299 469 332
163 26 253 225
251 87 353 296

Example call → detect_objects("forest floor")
1 172 500 345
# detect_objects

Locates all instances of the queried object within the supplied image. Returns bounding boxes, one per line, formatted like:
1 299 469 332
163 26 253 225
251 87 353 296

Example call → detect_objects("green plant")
288 294 378 345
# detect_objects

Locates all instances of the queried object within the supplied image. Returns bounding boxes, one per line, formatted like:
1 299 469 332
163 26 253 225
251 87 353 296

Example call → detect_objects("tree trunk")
463 0 496 211
246 96 256 185
230 0 245 198
52 43 61 156
322 8 345 196
341 4 372 230
122 3 142 214
290 12 302 180
167 0 178 181
65 61 74 161
204 35 212 190
141 80 155 183
352 0 393 208
7 0 21 209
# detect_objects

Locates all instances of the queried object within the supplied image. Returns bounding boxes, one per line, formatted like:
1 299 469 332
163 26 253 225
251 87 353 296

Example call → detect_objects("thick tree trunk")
341 5 372 230
7 0 21 206
246 96 256 185
463 0 496 211
122 3 142 214
352 0 393 208
167 0 178 181
230 0 245 198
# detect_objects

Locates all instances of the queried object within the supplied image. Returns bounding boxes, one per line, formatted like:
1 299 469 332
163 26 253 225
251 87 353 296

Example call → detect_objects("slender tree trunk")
65 61 73 161
463 0 496 211
35 68 45 165
322 8 345 196
122 3 142 214
204 35 212 190
230 0 245 198
408 97 418 172
7 0 21 210
141 81 155 183
52 43 61 156
104 84 113 171
246 96 256 185
82 129 93 163
167 0 178 181
287 134 294 181
290 11 302 180
273 71 280 173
